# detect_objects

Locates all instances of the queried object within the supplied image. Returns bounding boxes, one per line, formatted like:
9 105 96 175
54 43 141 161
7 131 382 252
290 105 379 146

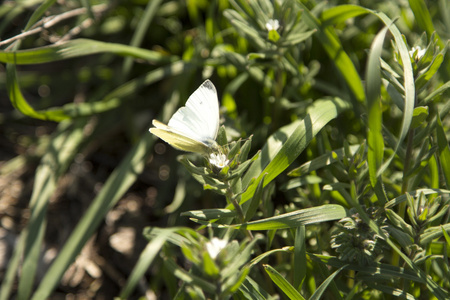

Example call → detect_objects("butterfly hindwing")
150 120 210 154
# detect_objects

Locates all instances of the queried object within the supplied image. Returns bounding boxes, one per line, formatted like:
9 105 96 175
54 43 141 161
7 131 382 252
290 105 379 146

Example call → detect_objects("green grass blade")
297 2 365 102
366 26 389 203
264 264 306 300
233 204 346 230
6 63 68 121
288 145 361 177
376 13 416 176
385 188 450 208
30 132 154 300
23 0 57 31
321 4 371 24
238 277 270 300
293 226 306 290
0 232 26 300
239 97 351 206
0 38 174 65
121 0 163 81
7 58 188 121
119 228 178 299
408 0 445 48
309 265 346 300
435 113 450 188
16 120 86 299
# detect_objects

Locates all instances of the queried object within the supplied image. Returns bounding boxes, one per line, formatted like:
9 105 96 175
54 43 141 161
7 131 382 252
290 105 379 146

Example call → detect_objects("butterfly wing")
150 120 211 153
167 80 219 145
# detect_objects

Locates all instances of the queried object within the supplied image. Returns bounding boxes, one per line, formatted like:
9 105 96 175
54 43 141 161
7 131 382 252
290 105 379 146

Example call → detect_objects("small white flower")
205 238 227 259
265 19 280 32
209 153 229 169
409 46 426 61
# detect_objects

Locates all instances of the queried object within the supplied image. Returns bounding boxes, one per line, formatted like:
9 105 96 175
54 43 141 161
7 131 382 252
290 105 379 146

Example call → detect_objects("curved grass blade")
321 4 371 25
375 13 416 177
366 25 389 203
312 4 418 181
309 265 346 300
264 264 306 300
0 38 174 65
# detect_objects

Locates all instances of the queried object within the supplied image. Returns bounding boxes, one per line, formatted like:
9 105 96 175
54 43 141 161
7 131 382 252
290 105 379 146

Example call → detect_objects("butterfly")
150 80 220 154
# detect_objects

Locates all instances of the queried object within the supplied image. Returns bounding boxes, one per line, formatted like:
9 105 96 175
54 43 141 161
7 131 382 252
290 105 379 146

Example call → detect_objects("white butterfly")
150 80 220 154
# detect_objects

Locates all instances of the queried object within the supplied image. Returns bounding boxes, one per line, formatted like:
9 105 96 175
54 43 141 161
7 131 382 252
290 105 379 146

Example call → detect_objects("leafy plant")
1 0 449 299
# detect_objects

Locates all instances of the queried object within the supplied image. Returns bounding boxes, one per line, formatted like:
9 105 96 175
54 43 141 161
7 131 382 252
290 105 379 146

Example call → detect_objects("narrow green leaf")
316 5 417 181
408 0 445 48
436 113 450 188
441 225 450 250
164 258 217 293
310 265 346 300
420 223 450 245
121 0 164 81
320 4 370 25
385 188 450 208
180 209 237 220
238 277 271 300
415 53 444 91
422 81 450 104
366 25 389 203
119 228 179 299
410 106 429 129
264 264 306 300
0 38 174 65
6 63 68 121
293 226 306 290
297 2 365 102
288 145 361 177
23 0 57 31
233 204 347 230
376 13 416 177
244 174 266 222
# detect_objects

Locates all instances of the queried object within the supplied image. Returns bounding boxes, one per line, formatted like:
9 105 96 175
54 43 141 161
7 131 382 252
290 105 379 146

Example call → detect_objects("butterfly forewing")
167 80 219 144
